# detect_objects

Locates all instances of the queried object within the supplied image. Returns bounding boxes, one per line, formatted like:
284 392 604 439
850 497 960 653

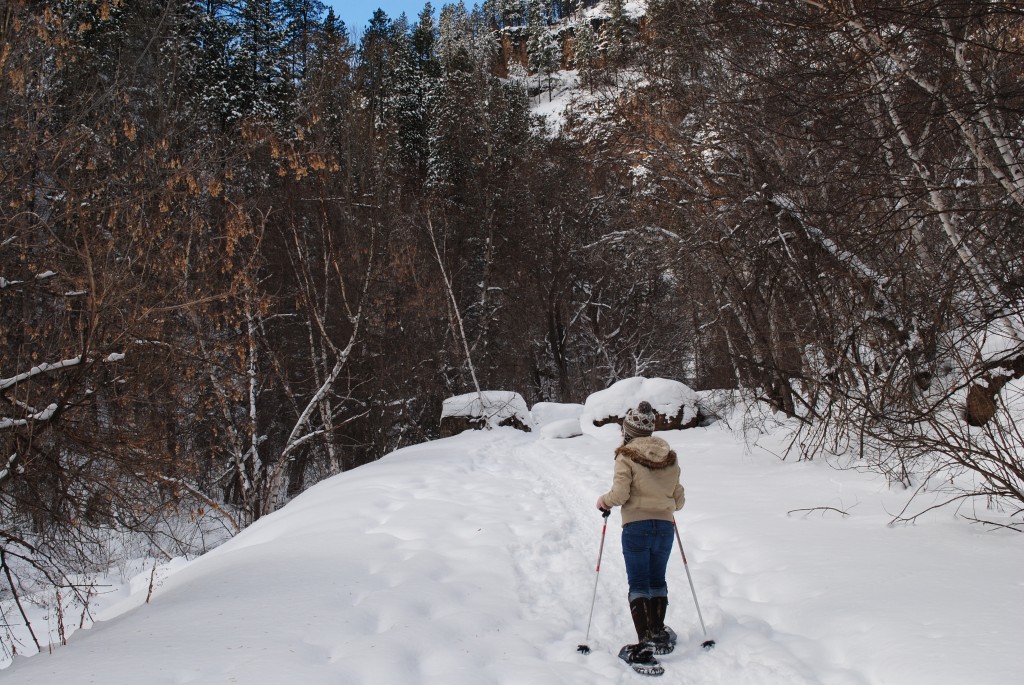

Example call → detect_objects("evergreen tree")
498 0 524 28
573 19 598 91
526 1 560 99
235 0 292 122
358 9 396 126
488 64 532 173
468 5 502 76
436 3 473 74
314 8 353 78
411 3 440 79
525 0 547 26
603 0 631 69
383 17 430 179
551 0 576 20
429 3 506 202
304 8 355 145
188 7 242 129
280 0 327 82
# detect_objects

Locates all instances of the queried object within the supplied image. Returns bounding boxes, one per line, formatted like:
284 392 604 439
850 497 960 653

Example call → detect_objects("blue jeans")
622 519 674 601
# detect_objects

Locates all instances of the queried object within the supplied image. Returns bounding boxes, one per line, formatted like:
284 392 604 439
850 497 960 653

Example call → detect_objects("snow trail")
508 431 850 685
4 423 1023 684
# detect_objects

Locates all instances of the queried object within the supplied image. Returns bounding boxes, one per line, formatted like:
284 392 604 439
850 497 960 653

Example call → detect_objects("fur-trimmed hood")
602 435 685 526
614 436 676 470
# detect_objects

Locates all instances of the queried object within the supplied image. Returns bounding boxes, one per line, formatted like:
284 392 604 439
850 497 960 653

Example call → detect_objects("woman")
596 401 685 676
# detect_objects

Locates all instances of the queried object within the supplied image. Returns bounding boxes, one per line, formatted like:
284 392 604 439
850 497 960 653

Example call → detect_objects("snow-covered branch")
0 403 59 430
582 225 684 251
0 453 23 482
0 356 83 391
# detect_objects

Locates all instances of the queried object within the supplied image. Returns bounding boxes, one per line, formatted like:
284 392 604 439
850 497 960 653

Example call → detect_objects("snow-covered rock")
539 418 583 439
530 401 584 426
532 402 584 439
580 376 700 439
440 391 533 434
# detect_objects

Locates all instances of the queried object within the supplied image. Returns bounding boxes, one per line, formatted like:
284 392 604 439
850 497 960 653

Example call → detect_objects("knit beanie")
622 401 657 439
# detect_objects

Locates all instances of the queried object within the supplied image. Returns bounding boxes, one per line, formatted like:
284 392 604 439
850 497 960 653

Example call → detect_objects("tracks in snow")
493 431 851 685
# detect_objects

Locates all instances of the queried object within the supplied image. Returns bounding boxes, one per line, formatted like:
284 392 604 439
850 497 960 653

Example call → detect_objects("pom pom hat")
622 401 657 438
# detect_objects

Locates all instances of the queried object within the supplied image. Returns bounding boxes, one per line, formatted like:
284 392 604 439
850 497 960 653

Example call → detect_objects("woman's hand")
596 495 609 511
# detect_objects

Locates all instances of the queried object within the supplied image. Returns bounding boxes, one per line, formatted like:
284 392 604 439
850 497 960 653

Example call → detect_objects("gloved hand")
596 495 609 511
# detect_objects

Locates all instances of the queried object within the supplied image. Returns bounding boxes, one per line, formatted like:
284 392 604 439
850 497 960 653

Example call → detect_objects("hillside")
5 410 1022 684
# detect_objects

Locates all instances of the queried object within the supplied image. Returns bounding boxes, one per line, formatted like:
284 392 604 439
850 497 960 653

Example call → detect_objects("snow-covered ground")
4 407 1023 684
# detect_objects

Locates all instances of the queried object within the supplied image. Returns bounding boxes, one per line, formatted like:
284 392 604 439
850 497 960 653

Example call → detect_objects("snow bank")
7 414 1024 685
580 376 699 439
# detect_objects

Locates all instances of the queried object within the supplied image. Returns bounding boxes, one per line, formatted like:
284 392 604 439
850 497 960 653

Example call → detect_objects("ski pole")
577 507 611 654
672 516 716 650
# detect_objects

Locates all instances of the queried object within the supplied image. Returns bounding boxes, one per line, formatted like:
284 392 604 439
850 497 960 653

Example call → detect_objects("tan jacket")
602 436 685 526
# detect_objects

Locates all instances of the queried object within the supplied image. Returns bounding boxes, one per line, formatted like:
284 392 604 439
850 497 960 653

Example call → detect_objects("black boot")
619 598 664 676
647 597 676 655
630 597 652 643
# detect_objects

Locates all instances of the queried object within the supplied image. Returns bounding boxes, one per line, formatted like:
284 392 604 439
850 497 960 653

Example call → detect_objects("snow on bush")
440 391 534 430
580 376 699 439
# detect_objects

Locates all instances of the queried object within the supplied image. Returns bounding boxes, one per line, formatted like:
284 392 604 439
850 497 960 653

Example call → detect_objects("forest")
2 0 1023 626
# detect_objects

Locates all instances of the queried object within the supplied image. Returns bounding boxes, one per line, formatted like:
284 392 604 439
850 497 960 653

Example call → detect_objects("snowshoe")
618 643 664 677
647 625 677 655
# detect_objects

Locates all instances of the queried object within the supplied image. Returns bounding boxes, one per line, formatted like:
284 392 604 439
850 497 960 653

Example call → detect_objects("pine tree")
358 9 397 127
175 1 253 129
427 4 483 200
573 19 598 91
436 2 473 74
303 8 354 145
488 63 532 173
525 0 547 26
526 1 559 99
280 0 327 83
603 0 631 70
383 17 430 179
498 0 524 28
235 0 292 122
468 4 502 76
411 3 440 79
551 0 576 20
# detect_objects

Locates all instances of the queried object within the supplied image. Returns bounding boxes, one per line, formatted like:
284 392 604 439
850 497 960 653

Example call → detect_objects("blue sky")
327 0 435 34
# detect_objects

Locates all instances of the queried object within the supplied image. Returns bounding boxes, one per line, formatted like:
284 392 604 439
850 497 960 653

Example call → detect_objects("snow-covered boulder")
530 401 584 426
440 391 533 436
539 418 583 440
580 377 700 439
531 402 584 439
